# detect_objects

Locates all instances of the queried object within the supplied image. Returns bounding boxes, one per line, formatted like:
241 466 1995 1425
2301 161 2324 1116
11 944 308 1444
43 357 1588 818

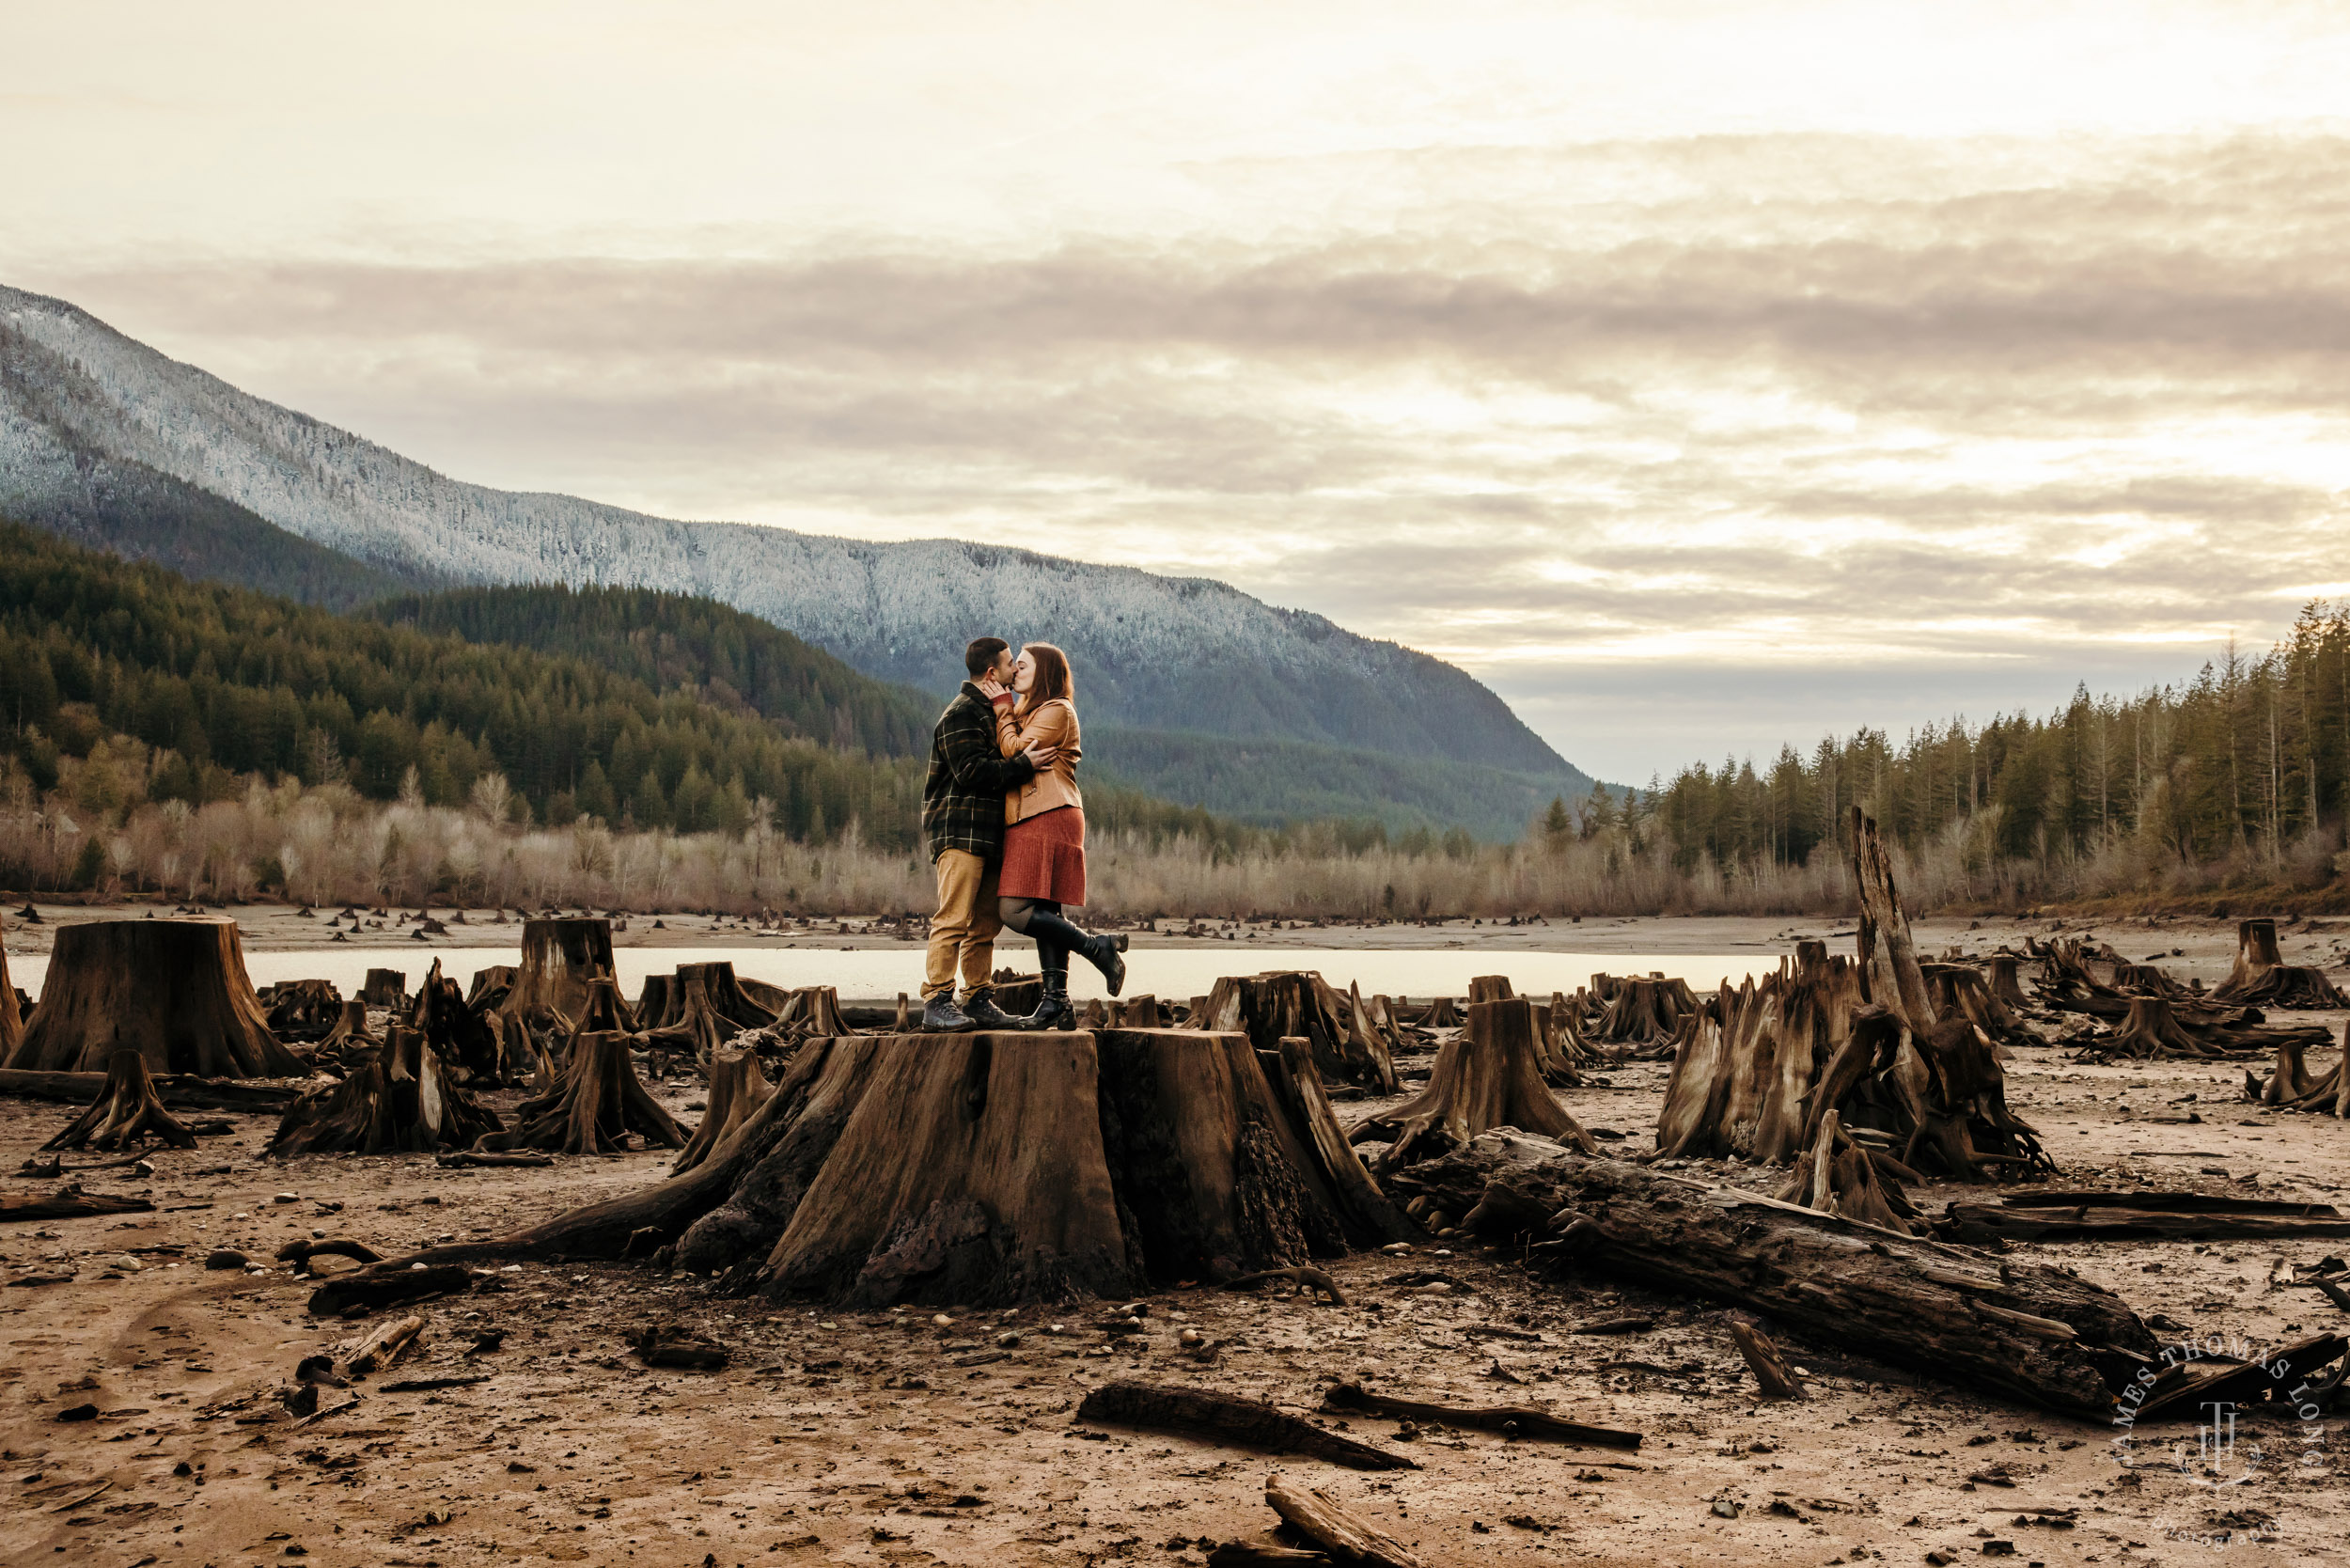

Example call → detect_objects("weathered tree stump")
1466 975 1514 1005
1351 998 1595 1169
1393 1135 2159 1419
1986 954 2030 1011
2096 995 2331 1061
670 962 780 1058
1418 996 1460 1028
673 1048 774 1173
1198 974 1398 1092
2213 917 2350 1007
768 985 852 1039
1768 1108 1919 1233
360 968 407 1008
465 965 516 1011
5 917 304 1077
268 1027 503 1155
407 959 501 1082
42 1050 197 1152
264 979 344 1042
1921 963 2032 1047
501 917 625 1030
2258 1031 2350 1116
478 1030 684 1156
1589 974 1697 1050
339 1027 1416 1308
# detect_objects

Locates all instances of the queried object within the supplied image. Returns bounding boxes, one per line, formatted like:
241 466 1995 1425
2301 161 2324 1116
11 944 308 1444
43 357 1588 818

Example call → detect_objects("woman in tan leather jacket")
981 642 1126 1027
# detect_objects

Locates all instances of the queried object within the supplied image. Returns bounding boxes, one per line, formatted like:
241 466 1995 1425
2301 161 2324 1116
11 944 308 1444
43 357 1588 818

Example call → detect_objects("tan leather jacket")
993 696 1084 824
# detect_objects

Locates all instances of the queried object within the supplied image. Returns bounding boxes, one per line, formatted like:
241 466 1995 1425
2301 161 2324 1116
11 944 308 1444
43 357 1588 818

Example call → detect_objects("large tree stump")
1351 998 1595 1169
361 968 407 1007
1847 808 1934 1032
42 1050 197 1152
2094 996 2331 1062
1921 963 2032 1047
1986 954 2030 1011
1394 1135 2158 1419
6 917 304 1077
2213 917 2350 1007
336 1027 1417 1308
268 1027 503 1155
500 917 625 1031
669 962 781 1058
673 1047 774 1173
1198 974 1398 1092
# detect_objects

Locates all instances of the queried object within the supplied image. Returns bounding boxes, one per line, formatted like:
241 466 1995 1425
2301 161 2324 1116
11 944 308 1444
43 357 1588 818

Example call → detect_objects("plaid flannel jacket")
922 682 1038 862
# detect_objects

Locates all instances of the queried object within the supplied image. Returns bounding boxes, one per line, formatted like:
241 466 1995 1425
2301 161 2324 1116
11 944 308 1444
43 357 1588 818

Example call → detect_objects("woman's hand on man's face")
975 676 1010 701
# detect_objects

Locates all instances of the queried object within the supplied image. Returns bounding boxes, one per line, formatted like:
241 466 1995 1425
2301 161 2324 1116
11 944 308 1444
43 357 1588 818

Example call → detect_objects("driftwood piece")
1350 998 1594 1169
1320 1383 1640 1448
5 917 304 1076
1206 1545 1328 1567
1263 1474 1423 1568
479 1030 684 1155
2214 918 2350 1007
1074 1382 1417 1470
268 1027 503 1156
632 1324 729 1369
1392 1136 2157 1419
1728 1319 1806 1399
435 1150 554 1168
41 1051 197 1152
345 1313 425 1375
1943 1192 2350 1243
0 1070 302 1111
673 1047 775 1173
1221 1265 1348 1305
306 1263 471 1317
276 1237 384 1273
1 1186 155 1222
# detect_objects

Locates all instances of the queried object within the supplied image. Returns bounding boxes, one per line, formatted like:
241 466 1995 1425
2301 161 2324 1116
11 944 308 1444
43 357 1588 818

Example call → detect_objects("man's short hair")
964 636 1010 677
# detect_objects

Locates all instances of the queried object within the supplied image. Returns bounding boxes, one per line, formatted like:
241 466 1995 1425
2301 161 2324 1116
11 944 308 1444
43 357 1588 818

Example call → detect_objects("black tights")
996 896 1059 936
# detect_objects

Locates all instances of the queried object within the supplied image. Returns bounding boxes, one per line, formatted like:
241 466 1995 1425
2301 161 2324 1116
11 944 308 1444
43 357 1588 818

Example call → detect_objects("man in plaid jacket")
920 636 1054 1031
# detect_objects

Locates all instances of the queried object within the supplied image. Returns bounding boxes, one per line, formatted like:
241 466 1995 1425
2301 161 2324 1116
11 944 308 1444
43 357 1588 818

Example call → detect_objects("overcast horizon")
9 0 2350 785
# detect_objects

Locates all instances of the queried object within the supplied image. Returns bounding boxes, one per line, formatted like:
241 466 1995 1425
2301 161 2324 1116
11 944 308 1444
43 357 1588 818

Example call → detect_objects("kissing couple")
917 635 1128 1032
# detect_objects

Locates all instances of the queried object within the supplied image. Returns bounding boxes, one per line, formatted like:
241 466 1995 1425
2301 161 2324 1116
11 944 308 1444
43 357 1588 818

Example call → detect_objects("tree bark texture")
1392 1135 2158 1419
673 1047 774 1173
1848 808 1935 1034
2258 1031 2350 1116
5 917 304 1077
41 1050 198 1152
2092 996 2332 1062
355 1027 1417 1308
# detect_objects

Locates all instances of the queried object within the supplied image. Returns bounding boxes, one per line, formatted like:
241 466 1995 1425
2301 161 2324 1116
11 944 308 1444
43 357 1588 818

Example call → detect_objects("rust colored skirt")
999 806 1087 905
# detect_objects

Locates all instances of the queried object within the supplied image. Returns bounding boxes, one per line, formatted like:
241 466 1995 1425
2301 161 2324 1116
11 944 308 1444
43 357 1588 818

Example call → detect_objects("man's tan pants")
923 849 1001 1000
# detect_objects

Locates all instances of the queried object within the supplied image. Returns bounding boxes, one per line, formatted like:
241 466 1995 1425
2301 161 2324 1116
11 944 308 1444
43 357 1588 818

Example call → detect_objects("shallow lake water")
6 944 1783 1005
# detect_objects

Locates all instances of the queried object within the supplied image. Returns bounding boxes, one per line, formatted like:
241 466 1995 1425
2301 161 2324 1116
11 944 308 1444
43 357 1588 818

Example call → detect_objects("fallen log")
41 1051 197 1152
1319 1382 1639 1448
1074 1382 1418 1470
1264 1474 1423 1568
1391 1134 2157 1419
276 1237 384 1273
2 1187 156 1222
345 1313 425 1375
1943 1193 2350 1244
0 1070 304 1111
306 1263 472 1317
434 1150 554 1168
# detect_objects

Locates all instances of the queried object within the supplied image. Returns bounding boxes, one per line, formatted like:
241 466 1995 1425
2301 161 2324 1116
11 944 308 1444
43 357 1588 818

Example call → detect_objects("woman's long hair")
1020 642 1073 710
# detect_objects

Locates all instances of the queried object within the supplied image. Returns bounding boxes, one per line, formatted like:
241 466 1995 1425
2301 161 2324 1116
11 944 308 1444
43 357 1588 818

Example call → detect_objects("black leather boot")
1024 908 1126 996
1020 945 1074 1030
961 989 1019 1030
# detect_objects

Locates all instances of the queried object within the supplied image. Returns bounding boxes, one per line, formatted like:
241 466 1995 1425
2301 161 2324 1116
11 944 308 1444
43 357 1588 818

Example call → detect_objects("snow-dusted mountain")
0 283 1585 794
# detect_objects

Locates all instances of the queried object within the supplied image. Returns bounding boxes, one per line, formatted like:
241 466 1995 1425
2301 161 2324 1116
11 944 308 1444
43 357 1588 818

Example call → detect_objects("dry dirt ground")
6 923 2350 1567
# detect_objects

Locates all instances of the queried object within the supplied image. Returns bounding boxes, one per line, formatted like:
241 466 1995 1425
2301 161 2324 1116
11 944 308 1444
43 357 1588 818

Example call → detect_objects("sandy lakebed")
4 905 2348 1565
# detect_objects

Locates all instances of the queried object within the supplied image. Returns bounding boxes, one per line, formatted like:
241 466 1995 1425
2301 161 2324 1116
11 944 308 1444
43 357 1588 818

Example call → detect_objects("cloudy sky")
8 0 2350 783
